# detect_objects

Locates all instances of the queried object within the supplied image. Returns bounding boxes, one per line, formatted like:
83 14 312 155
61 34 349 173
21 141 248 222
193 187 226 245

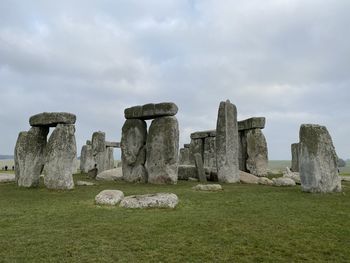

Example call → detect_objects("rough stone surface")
245 129 268 177
216 100 239 183
15 127 49 187
178 165 197 180
80 145 95 173
121 119 148 183
258 177 274 185
95 190 124 206
238 130 248 171
239 170 259 184
192 184 223 191
92 131 106 155
189 138 203 165
203 136 217 170
291 143 300 172
238 117 265 131
191 130 216 139
29 112 76 127
195 153 207 183
124 102 178 120
105 147 115 170
0 174 16 183
184 144 191 149
299 124 341 193
340 176 350 182
179 148 191 165
283 167 301 184
76 180 95 186
87 168 98 179
96 168 123 181
120 193 179 209
147 116 179 184
272 177 296 187
44 124 76 190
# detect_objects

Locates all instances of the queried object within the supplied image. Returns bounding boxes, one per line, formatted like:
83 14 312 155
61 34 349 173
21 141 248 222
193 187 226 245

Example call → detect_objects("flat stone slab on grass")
0 174 15 183
340 176 350 182
95 190 124 206
272 177 296 187
239 170 259 184
76 181 95 186
258 177 274 185
96 168 123 181
120 193 179 209
124 102 178 120
29 112 76 127
192 184 223 191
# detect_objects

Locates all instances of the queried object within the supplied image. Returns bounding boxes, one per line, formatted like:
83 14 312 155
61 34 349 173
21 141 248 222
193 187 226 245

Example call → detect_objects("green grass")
0 174 349 262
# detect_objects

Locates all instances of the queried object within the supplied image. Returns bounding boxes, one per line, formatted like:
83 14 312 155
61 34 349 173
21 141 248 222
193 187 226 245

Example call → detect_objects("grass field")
0 173 349 262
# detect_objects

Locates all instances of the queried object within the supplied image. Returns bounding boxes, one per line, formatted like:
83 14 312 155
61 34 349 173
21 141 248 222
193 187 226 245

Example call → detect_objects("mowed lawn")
0 174 349 262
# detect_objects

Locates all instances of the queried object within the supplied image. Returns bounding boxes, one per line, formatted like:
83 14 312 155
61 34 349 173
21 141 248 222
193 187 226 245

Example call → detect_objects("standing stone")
105 147 115 170
92 131 108 173
203 136 216 170
291 143 299 172
44 124 76 190
215 100 239 183
179 148 191 165
147 116 179 184
245 129 268 177
299 124 341 193
80 145 95 173
238 131 248 171
194 153 207 183
121 119 147 183
189 138 203 165
15 127 49 187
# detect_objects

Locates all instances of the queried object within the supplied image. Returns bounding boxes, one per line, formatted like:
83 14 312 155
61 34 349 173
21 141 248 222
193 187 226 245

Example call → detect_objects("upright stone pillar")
291 143 299 172
147 116 179 184
203 136 217 170
15 127 49 187
44 124 76 190
80 143 95 173
245 129 268 177
215 100 239 183
92 131 107 173
179 147 191 165
299 124 341 193
121 119 147 183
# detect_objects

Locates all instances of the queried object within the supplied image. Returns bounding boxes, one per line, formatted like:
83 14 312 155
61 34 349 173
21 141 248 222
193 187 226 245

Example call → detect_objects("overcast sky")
1 0 349 160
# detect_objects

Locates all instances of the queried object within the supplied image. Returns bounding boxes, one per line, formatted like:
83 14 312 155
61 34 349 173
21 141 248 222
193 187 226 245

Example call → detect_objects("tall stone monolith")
215 100 239 183
44 124 76 190
291 143 299 172
245 129 268 177
147 116 179 184
121 119 148 183
15 127 49 187
299 124 341 193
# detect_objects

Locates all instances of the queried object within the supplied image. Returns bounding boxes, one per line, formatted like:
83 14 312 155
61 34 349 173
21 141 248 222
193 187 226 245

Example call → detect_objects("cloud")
0 0 349 160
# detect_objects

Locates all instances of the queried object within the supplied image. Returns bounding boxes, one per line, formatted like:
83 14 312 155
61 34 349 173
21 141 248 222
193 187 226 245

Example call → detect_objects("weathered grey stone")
179 148 191 165
105 147 115 170
15 127 49 187
87 168 98 179
121 119 147 183
95 190 124 206
239 170 259 184
299 124 341 193
291 143 299 172
147 116 179 184
195 153 207 183
80 145 95 173
178 165 197 180
203 136 216 170
188 177 198 182
92 131 106 155
216 100 239 183
245 129 268 177
96 168 123 181
44 124 76 190
120 193 178 209
340 176 350 182
283 167 301 184
76 180 95 186
189 138 203 165
105 141 120 148
29 112 76 127
86 140 92 145
238 130 248 171
192 184 222 191
238 117 265 131
184 144 191 149
258 177 274 185
272 177 296 187
0 174 16 183
124 102 178 120
190 130 216 139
